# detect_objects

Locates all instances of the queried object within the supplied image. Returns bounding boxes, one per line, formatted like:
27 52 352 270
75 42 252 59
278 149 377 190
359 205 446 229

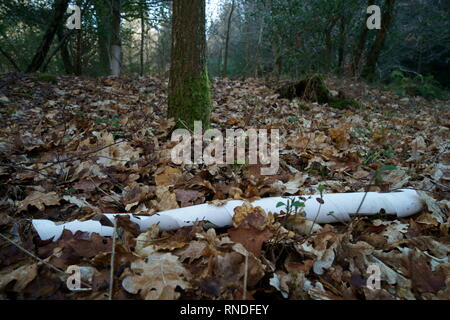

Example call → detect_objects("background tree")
111 0 122 76
222 0 235 77
0 0 448 89
26 0 70 73
361 0 396 80
94 0 112 76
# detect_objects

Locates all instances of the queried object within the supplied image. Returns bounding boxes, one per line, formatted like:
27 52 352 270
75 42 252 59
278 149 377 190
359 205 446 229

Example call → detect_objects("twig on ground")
243 253 248 300
108 218 118 300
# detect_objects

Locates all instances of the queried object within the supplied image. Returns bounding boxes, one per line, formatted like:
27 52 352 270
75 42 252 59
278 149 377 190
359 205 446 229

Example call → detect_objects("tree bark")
254 20 264 77
362 0 396 80
140 2 146 76
324 16 338 72
56 27 74 74
222 0 235 77
337 15 347 75
74 27 82 75
111 0 122 76
168 0 211 130
94 0 111 76
42 28 75 72
325 27 333 71
352 0 375 76
272 46 282 79
0 46 21 71
271 38 283 80
26 0 70 73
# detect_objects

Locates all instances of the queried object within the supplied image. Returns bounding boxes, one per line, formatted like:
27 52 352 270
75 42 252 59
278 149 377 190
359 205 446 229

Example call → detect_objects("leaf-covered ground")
0 72 449 300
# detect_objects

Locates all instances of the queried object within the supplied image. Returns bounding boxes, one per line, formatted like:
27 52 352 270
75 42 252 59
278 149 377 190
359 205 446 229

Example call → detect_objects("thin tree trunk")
56 27 74 74
42 28 75 72
0 46 21 71
218 46 223 75
352 0 375 76
271 38 283 80
94 0 111 76
325 27 333 71
273 48 282 79
111 0 122 76
222 0 235 77
243 17 251 76
74 28 82 75
254 21 264 77
362 0 396 80
324 15 339 72
167 0 211 129
27 0 70 73
140 2 146 76
337 16 347 75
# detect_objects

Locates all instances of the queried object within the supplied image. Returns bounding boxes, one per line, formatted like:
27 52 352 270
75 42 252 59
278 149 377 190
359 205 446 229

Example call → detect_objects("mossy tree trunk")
167 0 211 130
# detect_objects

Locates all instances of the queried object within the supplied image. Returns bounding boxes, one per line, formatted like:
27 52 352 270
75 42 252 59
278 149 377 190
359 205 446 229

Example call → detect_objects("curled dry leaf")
373 220 409 244
296 232 340 275
228 226 272 258
63 195 92 209
174 189 203 206
232 203 268 230
43 230 113 269
153 185 179 211
17 191 60 212
328 122 352 150
122 252 191 300
90 130 142 168
122 183 152 211
177 240 209 263
0 264 38 292
155 167 183 187
154 224 204 251
229 204 273 257
272 172 308 195
214 250 265 289
284 213 322 235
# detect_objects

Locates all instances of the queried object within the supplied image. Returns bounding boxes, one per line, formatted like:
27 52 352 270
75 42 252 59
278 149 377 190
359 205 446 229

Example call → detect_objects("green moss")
330 98 362 109
298 103 310 111
386 71 450 100
276 73 331 104
168 69 212 130
309 74 331 104
37 73 58 84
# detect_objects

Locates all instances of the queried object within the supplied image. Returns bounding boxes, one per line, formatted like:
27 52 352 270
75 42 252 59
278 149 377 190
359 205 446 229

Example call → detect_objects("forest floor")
0 72 449 300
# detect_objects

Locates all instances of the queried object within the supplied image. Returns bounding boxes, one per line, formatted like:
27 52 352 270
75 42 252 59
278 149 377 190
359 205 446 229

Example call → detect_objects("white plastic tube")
32 189 423 241
32 219 115 241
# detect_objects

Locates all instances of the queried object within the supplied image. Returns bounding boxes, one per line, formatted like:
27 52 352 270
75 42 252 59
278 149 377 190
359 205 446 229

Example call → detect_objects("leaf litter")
0 73 449 300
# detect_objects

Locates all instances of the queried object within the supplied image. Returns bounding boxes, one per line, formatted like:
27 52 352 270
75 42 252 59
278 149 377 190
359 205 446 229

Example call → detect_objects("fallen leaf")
122 252 191 300
18 191 60 212
155 167 183 187
0 264 38 292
